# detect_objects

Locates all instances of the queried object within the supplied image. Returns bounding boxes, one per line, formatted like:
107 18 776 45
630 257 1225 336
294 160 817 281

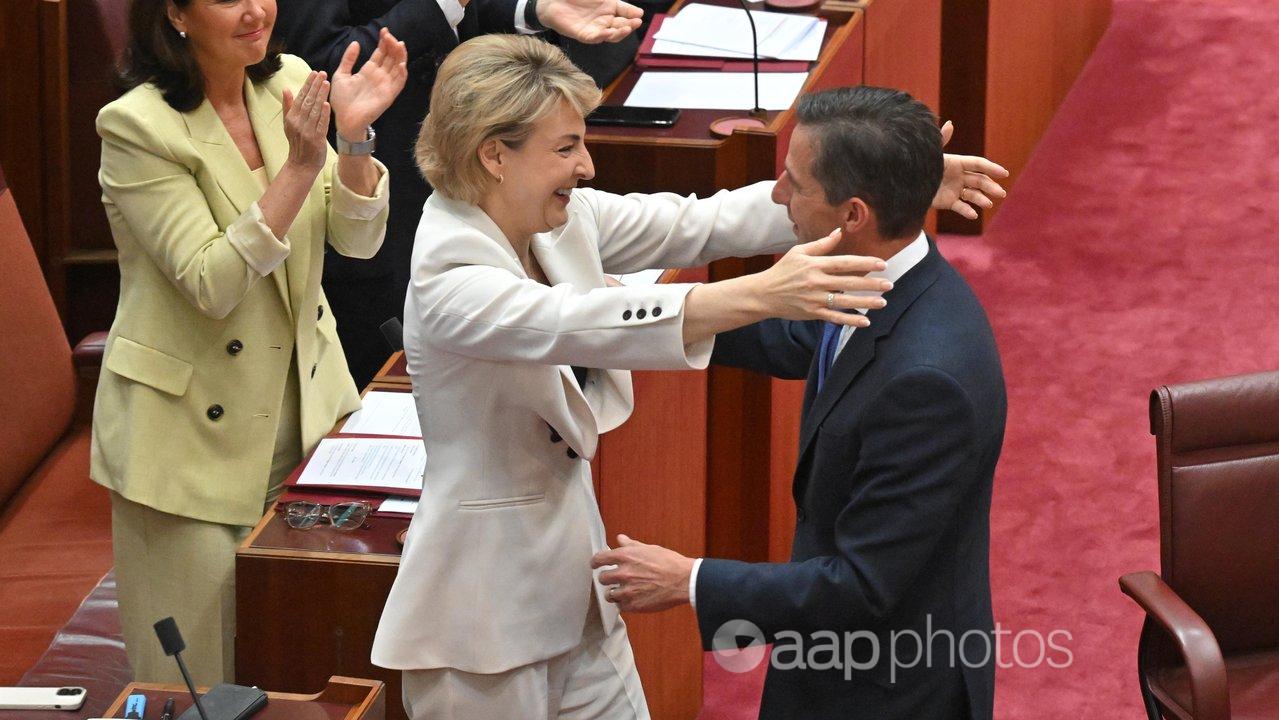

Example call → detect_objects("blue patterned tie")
817 321 843 391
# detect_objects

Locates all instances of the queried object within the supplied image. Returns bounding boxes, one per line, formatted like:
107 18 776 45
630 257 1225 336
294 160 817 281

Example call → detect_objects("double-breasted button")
622 310 632 321
226 339 243 356
317 305 324 320
566 448 579 459
652 306 662 317
206 404 225 421
549 427 562 443
311 364 317 378
636 309 647 320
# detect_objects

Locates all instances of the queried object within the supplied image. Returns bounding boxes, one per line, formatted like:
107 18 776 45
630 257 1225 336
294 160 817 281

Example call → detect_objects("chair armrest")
72 331 108 372
71 331 108 426
1119 571 1230 720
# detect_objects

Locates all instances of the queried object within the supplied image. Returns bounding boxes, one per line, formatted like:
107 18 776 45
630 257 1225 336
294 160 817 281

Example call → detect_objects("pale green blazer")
91 54 389 526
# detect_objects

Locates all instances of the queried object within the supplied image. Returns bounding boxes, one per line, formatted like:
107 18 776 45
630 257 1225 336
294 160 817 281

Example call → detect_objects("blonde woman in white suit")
93 0 406 685
372 34 1006 720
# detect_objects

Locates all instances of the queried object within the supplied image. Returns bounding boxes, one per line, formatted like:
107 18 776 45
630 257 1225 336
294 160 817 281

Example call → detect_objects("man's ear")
841 197 873 235
477 138 504 182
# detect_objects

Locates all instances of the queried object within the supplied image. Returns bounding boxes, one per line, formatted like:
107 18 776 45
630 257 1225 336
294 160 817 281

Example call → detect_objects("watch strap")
336 126 376 156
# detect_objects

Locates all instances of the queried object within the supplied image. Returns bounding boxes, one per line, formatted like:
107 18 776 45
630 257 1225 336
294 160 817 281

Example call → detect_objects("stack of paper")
625 71 809 111
295 437 426 495
652 4 826 61
341 390 422 437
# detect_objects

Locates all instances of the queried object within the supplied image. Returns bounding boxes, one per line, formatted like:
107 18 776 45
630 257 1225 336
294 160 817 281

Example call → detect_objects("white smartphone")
0 686 88 710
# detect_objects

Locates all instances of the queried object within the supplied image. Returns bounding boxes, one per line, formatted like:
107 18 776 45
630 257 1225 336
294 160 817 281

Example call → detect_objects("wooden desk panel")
236 516 406 720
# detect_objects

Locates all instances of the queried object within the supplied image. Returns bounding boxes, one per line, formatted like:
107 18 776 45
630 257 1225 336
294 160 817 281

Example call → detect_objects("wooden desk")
101 677 384 720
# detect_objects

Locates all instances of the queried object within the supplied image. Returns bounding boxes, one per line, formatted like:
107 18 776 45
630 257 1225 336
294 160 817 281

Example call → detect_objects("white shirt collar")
848 230 929 315
834 231 928 355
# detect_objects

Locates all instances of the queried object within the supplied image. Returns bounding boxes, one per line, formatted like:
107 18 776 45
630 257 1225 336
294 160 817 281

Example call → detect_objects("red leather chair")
1120 371 1279 720
0 162 114 684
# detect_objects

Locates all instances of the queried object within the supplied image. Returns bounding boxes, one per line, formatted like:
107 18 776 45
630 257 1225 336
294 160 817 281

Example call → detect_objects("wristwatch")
524 0 547 32
336 126 376 156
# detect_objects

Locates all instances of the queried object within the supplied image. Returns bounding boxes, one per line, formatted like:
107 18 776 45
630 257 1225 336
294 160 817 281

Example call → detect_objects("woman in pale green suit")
92 0 405 684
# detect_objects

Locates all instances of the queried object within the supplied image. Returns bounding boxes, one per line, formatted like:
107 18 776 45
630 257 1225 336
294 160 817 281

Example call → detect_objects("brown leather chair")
1119 370 1279 720
0 162 113 684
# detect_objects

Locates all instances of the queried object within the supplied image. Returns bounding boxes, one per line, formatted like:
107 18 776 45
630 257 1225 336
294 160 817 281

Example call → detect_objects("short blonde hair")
417 35 602 204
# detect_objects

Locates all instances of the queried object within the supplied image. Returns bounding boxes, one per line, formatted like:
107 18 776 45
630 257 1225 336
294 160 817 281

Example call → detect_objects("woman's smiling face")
487 98 596 238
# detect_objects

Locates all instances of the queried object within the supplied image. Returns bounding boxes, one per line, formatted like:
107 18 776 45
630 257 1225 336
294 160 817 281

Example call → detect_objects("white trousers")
401 593 649 720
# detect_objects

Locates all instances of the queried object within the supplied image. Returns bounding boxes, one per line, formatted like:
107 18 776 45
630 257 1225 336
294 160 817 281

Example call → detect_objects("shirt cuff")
689 557 704 610
331 157 390 221
436 0 465 36
228 202 290 277
513 0 541 34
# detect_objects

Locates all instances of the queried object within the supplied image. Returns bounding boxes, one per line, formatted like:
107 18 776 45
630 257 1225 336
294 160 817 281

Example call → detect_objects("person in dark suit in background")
275 0 642 385
591 86 1008 720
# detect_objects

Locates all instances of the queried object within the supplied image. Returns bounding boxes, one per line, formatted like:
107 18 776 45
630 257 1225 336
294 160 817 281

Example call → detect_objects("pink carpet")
700 0 1279 716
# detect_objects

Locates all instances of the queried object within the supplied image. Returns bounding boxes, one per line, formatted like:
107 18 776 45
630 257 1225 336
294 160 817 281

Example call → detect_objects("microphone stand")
708 0 769 136
740 0 766 120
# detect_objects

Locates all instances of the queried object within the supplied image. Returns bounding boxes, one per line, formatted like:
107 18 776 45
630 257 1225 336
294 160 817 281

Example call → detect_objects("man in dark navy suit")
593 86 1007 720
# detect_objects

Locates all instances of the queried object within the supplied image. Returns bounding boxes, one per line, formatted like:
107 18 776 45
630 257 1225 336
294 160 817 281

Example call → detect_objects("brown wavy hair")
118 0 282 112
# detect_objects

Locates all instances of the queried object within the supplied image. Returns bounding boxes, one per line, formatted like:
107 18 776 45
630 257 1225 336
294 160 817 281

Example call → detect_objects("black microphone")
709 0 769 136
379 316 404 353
153 618 211 720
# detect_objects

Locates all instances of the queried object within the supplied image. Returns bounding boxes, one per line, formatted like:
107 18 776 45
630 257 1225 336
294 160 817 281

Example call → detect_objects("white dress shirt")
437 0 539 38
688 231 930 609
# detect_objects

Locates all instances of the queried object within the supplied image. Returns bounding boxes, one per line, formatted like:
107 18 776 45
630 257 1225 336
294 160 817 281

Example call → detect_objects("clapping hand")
538 0 644 44
281 71 331 174
935 120 1010 220
330 28 409 142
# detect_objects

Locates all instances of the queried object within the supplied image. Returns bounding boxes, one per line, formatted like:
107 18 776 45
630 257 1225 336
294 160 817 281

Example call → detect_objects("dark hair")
795 86 942 239
118 0 282 112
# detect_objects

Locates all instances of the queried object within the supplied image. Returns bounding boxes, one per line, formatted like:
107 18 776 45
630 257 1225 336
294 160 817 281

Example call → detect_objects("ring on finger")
608 585 617 601
826 291 837 310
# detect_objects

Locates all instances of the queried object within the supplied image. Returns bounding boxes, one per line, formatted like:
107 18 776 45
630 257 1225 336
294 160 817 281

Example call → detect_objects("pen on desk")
161 698 175 720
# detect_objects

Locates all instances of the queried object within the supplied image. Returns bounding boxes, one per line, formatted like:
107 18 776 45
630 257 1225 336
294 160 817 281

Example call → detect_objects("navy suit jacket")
698 240 1006 720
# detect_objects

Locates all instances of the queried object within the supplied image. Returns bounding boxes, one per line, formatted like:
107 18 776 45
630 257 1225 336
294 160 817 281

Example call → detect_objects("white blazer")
371 182 792 673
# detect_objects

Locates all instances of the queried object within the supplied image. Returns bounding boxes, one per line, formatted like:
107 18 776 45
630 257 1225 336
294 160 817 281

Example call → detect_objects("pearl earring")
179 30 187 38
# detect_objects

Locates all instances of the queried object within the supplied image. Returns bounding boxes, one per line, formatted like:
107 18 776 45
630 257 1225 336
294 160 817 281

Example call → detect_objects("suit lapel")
532 228 602 411
797 241 946 456
182 77 293 317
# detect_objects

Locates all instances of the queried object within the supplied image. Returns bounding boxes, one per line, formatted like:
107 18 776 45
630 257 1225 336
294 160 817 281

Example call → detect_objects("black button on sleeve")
652 306 662 317
206 404 224 421
226 339 243 355
622 310 632 321
636 309 647 320
317 305 324 320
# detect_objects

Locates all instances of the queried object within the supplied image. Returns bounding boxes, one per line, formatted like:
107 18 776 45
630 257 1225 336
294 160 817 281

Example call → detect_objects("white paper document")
625 72 809 111
378 496 420 515
296 437 426 492
341 391 422 437
653 4 826 61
